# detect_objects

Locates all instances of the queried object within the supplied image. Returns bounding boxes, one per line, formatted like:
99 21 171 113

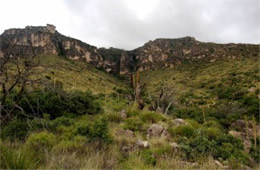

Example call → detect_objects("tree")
0 53 44 124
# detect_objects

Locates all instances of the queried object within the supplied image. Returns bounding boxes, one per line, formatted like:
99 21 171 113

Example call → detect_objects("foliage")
1 119 29 140
26 131 56 151
139 149 157 166
0 143 40 169
123 117 143 131
140 111 165 123
169 125 195 138
77 117 112 143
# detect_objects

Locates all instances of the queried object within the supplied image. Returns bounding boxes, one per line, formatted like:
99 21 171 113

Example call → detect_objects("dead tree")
0 54 44 123
131 71 146 110
148 89 175 115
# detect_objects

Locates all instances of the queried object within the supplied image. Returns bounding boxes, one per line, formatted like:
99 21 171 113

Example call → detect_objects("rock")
116 129 134 138
214 160 223 167
172 118 187 127
147 124 164 138
231 120 253 131
170 142 180 151
136 139 149 148
119 110 127 119
161 129 171 140
228 131 252 152
248 87 256 93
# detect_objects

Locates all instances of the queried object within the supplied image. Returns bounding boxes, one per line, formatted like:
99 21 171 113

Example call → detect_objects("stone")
147 124 164 138
172 118 187 127
136 139 149 148
170 142 180 150
119 110 127 119
116 129 134 138
214 160 223 167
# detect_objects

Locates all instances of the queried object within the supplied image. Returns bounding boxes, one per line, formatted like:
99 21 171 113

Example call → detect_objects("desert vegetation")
0 54 259 169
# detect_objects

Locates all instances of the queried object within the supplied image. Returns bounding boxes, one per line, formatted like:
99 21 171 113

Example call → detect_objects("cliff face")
0 24 103 67
0 25 259 75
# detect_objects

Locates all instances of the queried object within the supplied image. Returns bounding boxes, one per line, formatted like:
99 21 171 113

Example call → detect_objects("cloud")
0 0 259 49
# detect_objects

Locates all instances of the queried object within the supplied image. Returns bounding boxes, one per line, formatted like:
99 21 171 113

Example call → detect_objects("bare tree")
0 53 45 124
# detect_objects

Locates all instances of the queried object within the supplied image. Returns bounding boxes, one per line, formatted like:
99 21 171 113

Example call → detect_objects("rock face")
0 24 259 75
0 24 103 68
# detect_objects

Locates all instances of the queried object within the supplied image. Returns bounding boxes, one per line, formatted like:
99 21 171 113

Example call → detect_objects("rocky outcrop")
1 24 259 75
0 24 103 67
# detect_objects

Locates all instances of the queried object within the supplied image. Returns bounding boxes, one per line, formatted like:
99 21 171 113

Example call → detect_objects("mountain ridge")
0 24 259 75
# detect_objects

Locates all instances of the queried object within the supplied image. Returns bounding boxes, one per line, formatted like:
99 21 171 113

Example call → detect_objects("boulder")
170 142 180 151
147 124 164 138
172 118 187 127
116 129 134 138
136 139 150 148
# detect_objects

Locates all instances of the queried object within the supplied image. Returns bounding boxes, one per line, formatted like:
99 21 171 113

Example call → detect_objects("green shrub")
200 127 222 140
1 119 29 140
51 116 74 130
26 131 56 151
169 125 195 138
77 117 112 143
141 112 165 123
53 136 87 153
29 118 52 131
140 149 156 166
123 117 143 131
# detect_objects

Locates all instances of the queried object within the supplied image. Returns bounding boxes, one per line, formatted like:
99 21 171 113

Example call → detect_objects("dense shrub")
141 112 165 123
1 119 29 140
77 117 111 143
179 133 248 164
169 125 195 138
18 89 103 119
123 117 143 131
26 131 56 151
174 107 203 123
53 136 87 153
51 116 74 130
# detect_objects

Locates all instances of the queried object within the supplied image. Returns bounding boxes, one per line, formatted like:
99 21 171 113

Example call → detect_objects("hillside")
0 25 259 169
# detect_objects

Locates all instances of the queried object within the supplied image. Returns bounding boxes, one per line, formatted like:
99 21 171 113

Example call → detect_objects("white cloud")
0 0 259 49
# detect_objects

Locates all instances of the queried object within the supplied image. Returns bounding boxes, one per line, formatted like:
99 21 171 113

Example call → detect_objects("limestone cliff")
0 25 259 75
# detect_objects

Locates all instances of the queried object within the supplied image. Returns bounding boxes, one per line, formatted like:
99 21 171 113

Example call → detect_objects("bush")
53 136 87 153
18 89 103 119
141 112 165 123
169 125 195 138
26 131 56 151
1 119 29 140
51 116 74 130
77 117 112 143
123 117 143 131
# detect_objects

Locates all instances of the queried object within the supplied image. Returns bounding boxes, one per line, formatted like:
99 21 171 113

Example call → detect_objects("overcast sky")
0 0 259 50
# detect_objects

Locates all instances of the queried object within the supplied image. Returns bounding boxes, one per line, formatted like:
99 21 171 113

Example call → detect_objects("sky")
0 0 259 50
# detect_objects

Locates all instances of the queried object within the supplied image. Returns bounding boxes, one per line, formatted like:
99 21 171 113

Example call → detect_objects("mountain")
1 24 260 169
0 24 259 76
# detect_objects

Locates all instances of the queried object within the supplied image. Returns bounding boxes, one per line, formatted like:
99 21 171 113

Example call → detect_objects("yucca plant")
0 144 40 169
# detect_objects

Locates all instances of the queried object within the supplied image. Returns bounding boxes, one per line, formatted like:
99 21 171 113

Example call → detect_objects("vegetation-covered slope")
0 54 259 169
